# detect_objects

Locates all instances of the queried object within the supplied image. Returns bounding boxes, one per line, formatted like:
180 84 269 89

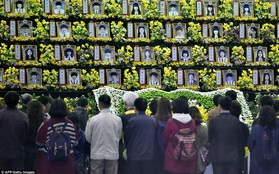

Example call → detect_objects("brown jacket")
207 107 221 127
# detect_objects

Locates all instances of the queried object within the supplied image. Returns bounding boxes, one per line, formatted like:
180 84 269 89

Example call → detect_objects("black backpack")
47 120 72 161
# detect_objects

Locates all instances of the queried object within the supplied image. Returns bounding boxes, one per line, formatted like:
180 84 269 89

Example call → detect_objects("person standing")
71 97 89 131
208 96 241 174
248 105 279 174
124 98 157 174
37 96 52 120
206 94 222 126
163 98 196 174
85 94 122 174
0 91 29 170
20 93 33 113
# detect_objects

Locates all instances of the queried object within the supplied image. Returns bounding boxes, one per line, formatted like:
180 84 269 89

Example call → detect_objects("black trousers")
212 162 238 174
128 160 154 174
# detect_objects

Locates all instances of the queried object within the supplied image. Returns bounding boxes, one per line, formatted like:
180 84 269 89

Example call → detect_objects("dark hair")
213 94 222 106
67 112 79 127
176 26 183 31
77 98 88 107
149 99 158 115
98 94 111 108
243 4 251 13
49 99 69 118
178 96 188 102
131 3 141 14
257 50 264 58
230 100 242 119
21 24 29 29
218 50 226 57
189 106 203 125
16 1 23 5
99 25 106 30
4 91 20 108
207 4 214 15
225 90 237 100
258 105 277 129
273 100 279 113
55 1 62 5
104 49 111 54
259 95 273 107
172 98 189 114
110 72 117 77
182 50 189 57
150 72 158 77
154 97 172 121
71 72 78 77
27 101 45 133
212 26 220 38
21 93 33 105
134 98 148 112
137 26 146 37
37 96 52 106
31 72 38 76
263 73 271 81
218 96 232 110
60 25 68 29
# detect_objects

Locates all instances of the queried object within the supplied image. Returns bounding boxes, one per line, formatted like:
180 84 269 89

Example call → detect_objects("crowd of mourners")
0 90 279 174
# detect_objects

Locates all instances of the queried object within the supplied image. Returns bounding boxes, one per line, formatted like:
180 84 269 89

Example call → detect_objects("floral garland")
67 0 83 18
223 22 239 43
149 21 165 41
39 44 56 66
180 0 195 20
218 0 233 20
142 0 160 19
268 44 279 66
192 45 208 66
43 69 59 89
111 21 127 42
254 0 272 20
237 69 254 90
162 67 177 90
76 44 94 65
0 44 15 65
153 46 171 65
0 20 10 40
198 68 216 91
260 23 275 42
105 0 122 18
92 87 253 126
28 0 43 17
81 69 100 89
187 22 203 43
72 21 89 41
116 45 134 66
3 67 20 88
230 46 246 65
123 67 140 90
34 19 49 41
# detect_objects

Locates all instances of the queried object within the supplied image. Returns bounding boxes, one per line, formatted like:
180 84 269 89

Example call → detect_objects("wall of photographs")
0 0 279 92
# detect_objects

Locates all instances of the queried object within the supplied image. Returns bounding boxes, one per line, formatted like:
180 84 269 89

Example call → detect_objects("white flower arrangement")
93 87 252 126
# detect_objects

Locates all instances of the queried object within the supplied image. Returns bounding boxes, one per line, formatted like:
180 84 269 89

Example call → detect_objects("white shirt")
169 11 178 16
218 57 227 62
60 31 70 38
226 80 235 86
65 56 74 61
175 35 185 39
85 109 122 160
54 9 65 14
70 80 79 85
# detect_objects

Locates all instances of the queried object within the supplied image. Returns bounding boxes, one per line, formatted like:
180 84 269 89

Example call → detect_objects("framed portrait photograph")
90 0 103 15
178 46 192 62
260 69 274 85
14 0 25 13
215 46 230 63
146 68 161 86
172 23 186 39
134 23 149 39
203 1 217 17
240 1 254 17
141 46 154 62
246 23 260 39
0 68 3 84
67 68 81 85
167 1 180 17
22 45 38 61
17 20 32 37
129 0 142 15
61 45 76 61
57 21 71 38
27 67 42 85
52 0 65 15
209 22 223 39
184 69 199 86
222 69 237 86
106 68 121 85
253 46 268 63
101 45 115 62
95 21 110 38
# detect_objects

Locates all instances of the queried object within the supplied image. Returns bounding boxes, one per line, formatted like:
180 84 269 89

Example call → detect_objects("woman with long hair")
154 97 172 174
189 106 208 174
248 105 279 174
24 100 45 170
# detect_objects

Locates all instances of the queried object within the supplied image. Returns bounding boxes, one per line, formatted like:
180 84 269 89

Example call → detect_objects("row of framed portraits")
4 0 279 18
0 67 274 86
10 20 279 40
13 44 271 63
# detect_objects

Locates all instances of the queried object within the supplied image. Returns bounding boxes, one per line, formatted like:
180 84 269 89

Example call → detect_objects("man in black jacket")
208 96 242 174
